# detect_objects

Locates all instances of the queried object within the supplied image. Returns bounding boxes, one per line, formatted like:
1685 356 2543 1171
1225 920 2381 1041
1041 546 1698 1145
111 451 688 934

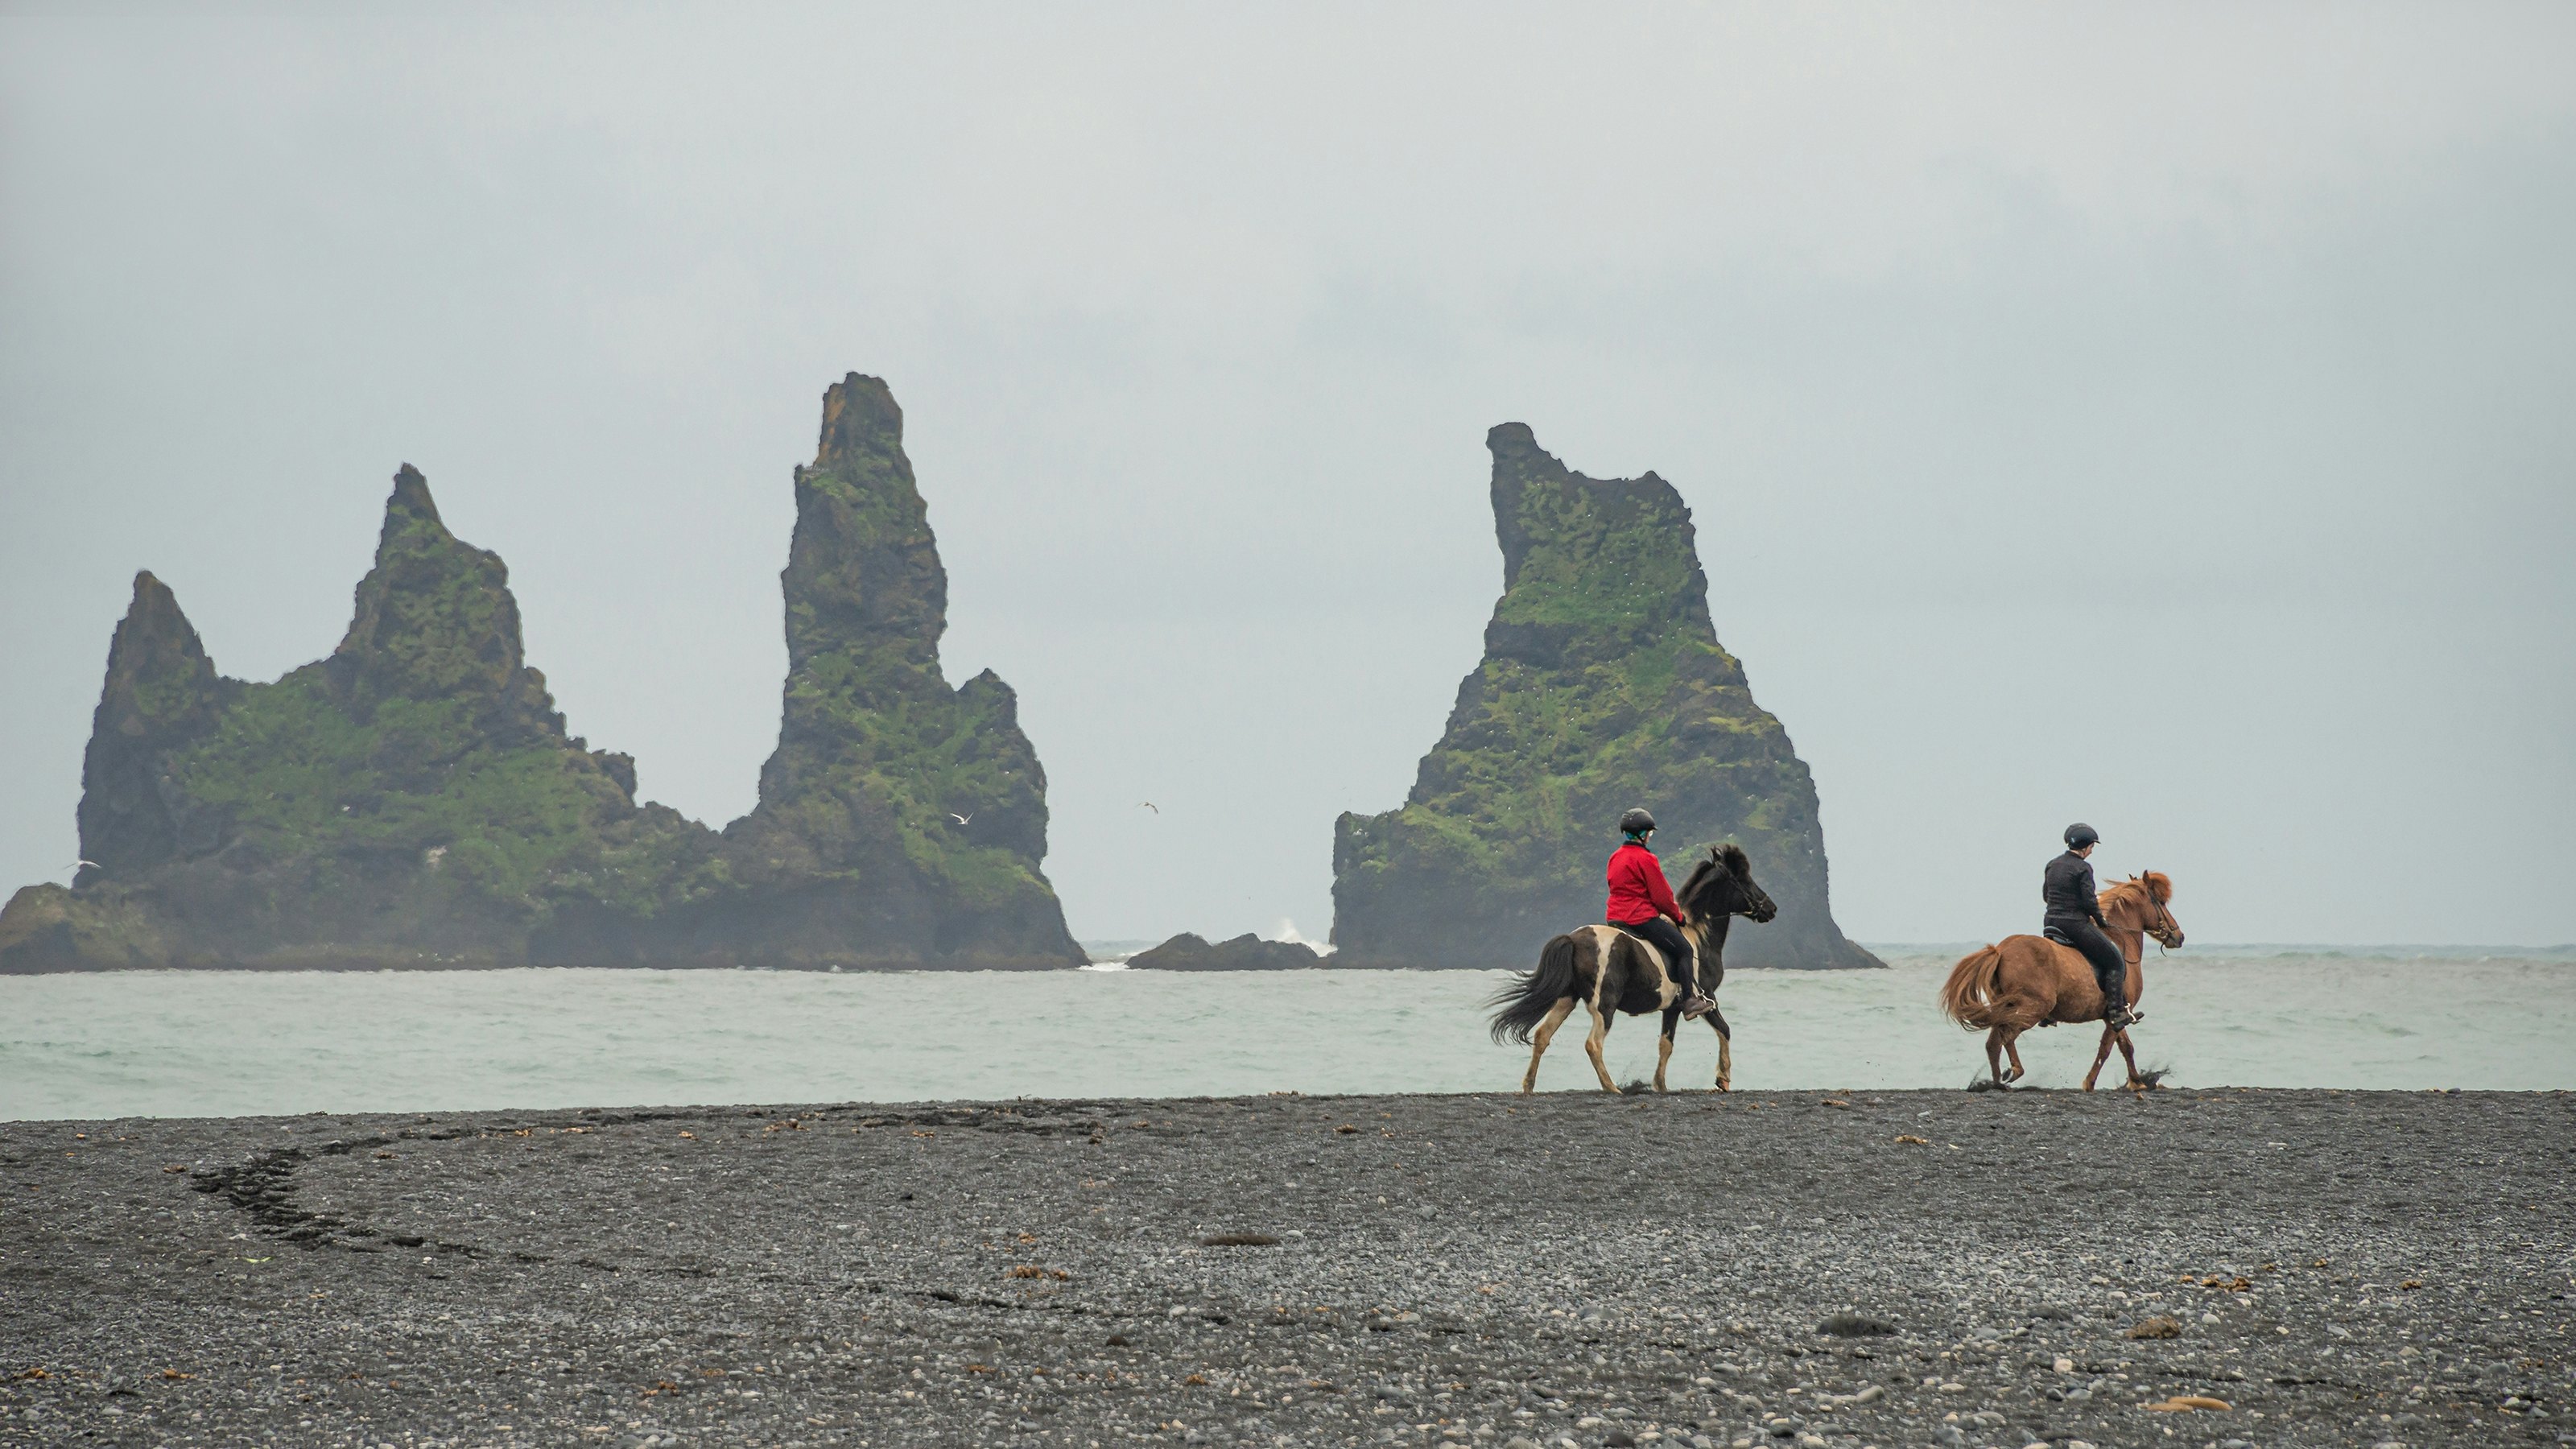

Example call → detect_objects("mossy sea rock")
707 376 1079 965
0 374 1082 972
1330 423 1878 969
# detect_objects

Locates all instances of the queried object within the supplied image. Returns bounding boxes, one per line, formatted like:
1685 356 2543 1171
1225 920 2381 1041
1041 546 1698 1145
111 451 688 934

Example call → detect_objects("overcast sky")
4 4 2571 947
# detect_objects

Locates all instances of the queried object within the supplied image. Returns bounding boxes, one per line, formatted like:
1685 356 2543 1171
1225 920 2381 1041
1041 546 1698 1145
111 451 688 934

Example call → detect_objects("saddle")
1603 922 1709 1018
2039 924 2103 969
2040 923 2136 986
1604 920 1666 964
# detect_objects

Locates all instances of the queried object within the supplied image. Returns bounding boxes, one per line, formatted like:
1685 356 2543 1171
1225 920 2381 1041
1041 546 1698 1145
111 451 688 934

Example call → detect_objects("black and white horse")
1487 845 1778 1093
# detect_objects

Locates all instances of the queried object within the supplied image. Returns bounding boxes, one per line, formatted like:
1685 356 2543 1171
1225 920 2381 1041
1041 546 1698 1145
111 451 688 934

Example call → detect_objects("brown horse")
1938 873 2183 1090
1487 845 1778 1094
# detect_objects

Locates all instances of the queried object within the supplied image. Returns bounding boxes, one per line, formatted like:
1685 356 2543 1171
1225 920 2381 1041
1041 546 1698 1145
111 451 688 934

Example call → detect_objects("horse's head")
2119 871 2184 948
1678 844 1777 924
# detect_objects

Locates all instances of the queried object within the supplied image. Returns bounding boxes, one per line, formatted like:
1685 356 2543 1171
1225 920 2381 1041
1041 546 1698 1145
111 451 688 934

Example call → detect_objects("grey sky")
4 5 2571 946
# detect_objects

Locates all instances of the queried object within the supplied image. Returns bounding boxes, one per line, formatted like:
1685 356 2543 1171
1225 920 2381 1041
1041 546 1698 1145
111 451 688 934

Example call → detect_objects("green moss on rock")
1331 423 1877 970
715 375 1079 967
0 378 1081 972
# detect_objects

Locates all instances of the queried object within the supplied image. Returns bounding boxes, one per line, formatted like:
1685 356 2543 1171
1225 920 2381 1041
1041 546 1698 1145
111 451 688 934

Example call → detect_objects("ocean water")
2 947 2570 1121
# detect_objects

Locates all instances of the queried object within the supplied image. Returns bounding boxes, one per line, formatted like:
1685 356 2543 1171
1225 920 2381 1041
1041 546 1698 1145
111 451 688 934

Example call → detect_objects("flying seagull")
948 812 973 826
67 860 99 871
1138 802 1158 814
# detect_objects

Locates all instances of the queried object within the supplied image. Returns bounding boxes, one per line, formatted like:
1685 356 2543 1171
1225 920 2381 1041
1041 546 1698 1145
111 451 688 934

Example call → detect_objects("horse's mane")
2106 871 2174 906
1677 844 1752 904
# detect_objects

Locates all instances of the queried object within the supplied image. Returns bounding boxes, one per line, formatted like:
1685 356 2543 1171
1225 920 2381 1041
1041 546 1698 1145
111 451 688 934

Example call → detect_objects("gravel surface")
2 1088 2570 1448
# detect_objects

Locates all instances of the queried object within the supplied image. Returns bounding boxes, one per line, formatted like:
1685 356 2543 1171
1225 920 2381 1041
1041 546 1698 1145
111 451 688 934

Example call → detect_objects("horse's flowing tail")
1488 935 1579 1045
1938 944 2007 1031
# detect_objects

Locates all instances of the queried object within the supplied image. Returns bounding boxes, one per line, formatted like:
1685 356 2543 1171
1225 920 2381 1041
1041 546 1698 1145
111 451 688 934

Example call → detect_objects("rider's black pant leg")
1623 917 1699 998
2052 917 2127 1013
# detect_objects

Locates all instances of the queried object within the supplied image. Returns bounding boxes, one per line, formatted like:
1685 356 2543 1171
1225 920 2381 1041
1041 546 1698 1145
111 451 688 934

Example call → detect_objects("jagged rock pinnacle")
779 374 947 677
815 374 903 469
75 571 233 883
730 374 1080 966
1334 423 1875 969
331 464 560 735
386 462 444 530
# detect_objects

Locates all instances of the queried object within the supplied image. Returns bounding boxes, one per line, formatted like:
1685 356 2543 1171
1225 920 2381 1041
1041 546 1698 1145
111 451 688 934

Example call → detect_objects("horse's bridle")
2135 872 2181 948
1680 854 1775 934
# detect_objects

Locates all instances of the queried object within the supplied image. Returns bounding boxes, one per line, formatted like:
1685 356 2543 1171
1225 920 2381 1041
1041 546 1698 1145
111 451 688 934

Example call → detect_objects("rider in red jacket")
1605 807 1714 1020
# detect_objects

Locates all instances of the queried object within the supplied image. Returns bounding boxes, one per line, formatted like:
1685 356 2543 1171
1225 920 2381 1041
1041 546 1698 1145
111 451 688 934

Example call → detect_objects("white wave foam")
1271 919 1335 956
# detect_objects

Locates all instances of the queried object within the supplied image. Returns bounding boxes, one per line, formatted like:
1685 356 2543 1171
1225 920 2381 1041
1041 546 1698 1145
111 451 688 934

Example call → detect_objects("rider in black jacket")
2045 823 2140 1029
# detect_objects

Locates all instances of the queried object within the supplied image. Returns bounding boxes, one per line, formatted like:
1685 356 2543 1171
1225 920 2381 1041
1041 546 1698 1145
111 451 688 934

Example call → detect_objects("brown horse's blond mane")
2104 871 2174 907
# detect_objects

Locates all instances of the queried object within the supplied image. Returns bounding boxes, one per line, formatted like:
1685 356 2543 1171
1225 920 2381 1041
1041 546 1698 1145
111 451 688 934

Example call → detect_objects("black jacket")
2042 850 2104 927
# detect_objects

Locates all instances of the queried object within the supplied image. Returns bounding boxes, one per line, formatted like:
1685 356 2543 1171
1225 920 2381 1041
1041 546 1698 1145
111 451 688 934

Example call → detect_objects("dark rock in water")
1330 423 1877 969
1126 932 1320 971
0 375 1081 972
693 374 1082 970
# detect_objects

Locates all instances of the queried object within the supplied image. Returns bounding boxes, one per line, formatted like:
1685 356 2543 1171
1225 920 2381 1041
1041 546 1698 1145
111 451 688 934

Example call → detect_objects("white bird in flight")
1138 802 1159 814
949 812 973 826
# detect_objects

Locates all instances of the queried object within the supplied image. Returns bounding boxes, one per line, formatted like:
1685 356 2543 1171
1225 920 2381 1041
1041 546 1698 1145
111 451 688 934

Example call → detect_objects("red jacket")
1604 841 1682 926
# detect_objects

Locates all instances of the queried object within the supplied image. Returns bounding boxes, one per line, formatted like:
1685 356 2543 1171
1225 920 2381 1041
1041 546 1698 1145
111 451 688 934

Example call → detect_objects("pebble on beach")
2 1088 2569 1447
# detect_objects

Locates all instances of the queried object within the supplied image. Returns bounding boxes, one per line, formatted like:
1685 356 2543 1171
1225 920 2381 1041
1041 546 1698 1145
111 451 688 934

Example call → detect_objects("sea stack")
709 374 1084 968
0 464 711 972
0 375 1082 972
1330 423 1878 969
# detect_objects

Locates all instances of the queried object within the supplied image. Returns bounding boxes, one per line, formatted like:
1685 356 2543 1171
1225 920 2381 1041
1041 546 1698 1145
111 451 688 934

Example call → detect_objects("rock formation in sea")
698 374 1082 968
1330 423 1878 970
0 374 1082 972
1125 932 1323 971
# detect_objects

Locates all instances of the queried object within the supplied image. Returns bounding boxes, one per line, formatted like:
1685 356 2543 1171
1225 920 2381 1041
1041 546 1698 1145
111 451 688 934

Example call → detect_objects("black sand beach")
2 1089 2568 1448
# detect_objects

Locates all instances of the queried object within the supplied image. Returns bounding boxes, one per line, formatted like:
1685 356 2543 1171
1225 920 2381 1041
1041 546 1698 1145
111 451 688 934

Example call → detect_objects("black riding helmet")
1619 807 1657 837
2064 822 2100 849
